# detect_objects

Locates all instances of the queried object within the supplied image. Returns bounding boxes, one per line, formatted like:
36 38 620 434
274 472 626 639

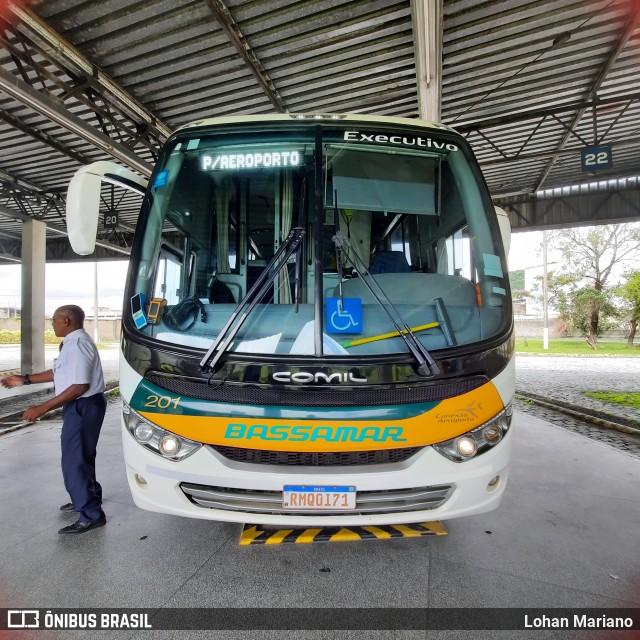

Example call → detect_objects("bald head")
52 305 85 337
57 305 85 326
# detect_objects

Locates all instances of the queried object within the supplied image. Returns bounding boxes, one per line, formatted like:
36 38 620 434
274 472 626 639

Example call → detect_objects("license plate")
282 485 356 510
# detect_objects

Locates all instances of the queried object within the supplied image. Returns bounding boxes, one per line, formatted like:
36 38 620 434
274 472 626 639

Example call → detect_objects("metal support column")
411 0 443 122
21 219 46 374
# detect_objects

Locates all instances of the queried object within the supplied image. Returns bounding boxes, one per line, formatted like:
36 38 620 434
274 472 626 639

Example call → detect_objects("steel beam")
8 2 171 141
0 169 53 198
0 66 153 177
0 205 131 257
0 233 20 262
0 107 92 166
479 136 640 168
533 4 640 191
205 0 287 113
500 189 640 231
455 92 640 133
411 0 442 122
0 251 21 263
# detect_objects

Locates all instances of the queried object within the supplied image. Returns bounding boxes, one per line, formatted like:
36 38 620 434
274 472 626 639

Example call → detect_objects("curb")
516 390 640 437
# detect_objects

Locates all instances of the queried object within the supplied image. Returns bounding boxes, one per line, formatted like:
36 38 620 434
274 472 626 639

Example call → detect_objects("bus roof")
174 113 458 136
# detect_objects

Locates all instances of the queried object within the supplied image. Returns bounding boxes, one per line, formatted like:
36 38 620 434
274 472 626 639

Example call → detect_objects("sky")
508 230 545 272
0 260 129 315
0 231 547 315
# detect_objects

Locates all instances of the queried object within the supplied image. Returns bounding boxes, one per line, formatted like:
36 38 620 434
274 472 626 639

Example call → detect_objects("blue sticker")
483 253 504 278
131 293 147 329
325 298 363 334
152 170 169 189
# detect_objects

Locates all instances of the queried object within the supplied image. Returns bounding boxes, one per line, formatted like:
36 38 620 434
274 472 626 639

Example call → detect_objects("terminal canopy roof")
0 0 638 261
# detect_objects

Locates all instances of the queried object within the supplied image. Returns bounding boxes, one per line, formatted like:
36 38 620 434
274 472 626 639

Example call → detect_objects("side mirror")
66 161 148 255
494 206 511 262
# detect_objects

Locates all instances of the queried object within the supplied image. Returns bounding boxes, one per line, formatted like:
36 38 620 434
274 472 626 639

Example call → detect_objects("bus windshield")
129 122 510 360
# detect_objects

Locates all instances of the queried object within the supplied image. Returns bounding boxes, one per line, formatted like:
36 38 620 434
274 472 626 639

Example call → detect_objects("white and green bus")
67 114 514 526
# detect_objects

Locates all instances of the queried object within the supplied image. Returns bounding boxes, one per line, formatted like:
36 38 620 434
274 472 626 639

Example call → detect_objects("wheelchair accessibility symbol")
326 297 363 334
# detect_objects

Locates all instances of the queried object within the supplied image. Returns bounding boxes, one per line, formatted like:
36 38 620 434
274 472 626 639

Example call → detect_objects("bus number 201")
144 394 181 409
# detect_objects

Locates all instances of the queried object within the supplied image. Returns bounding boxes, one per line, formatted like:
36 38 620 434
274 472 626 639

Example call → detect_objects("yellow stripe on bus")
140 381 504 452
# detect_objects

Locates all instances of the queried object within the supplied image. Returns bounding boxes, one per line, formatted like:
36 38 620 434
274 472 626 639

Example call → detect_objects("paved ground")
514 353 640 459
1 347 639 637
515 353 640 426
1 399 639 639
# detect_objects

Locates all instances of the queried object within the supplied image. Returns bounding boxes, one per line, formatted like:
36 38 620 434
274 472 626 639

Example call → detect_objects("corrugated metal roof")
446 0 640 196
0 0 638 261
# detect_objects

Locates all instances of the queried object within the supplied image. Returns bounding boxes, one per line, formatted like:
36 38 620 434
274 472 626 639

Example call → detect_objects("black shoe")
58 517 106 535
59 503 74 512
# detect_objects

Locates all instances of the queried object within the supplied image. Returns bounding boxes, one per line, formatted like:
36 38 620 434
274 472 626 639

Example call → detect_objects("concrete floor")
0 401 639 640
514 354 640 426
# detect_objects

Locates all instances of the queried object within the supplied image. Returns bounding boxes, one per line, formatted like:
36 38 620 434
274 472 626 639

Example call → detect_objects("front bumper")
122 419 512 526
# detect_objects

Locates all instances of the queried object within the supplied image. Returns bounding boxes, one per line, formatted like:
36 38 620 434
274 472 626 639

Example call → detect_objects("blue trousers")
61 393 107 522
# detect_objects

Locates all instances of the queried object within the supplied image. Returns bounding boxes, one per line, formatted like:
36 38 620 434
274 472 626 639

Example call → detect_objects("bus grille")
146 372 486 407
209 445 422 466
180 483 454 515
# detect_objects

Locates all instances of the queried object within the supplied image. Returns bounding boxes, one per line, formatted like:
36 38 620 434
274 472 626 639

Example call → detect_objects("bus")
66 114 514 527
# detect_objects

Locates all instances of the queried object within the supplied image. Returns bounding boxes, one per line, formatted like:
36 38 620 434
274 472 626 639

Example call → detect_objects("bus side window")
436 227 472 280
154 248 183 305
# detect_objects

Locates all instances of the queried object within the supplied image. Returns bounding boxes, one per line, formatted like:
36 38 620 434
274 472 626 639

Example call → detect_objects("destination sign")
201 150 302 171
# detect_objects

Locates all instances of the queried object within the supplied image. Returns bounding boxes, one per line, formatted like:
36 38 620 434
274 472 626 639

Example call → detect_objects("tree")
534 271 578 317
618 271 640 347
570 287 618 344
551 224 640 345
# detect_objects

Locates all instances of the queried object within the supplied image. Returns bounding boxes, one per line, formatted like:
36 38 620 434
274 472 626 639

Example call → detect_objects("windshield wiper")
199 227 306 374
332 231 439 377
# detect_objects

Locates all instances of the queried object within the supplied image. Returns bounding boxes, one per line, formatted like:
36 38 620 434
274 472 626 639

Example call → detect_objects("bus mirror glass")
66 169 102 255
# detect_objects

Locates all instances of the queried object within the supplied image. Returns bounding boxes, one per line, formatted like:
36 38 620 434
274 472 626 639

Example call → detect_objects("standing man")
1 305 107 535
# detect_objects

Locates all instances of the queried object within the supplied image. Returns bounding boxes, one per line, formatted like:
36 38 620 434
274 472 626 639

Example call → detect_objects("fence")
514 318 627 340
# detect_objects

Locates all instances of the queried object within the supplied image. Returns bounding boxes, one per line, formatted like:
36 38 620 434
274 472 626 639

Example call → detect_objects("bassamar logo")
435 401 484 423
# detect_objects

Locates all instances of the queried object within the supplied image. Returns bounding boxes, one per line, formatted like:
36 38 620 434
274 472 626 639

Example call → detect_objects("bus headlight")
159 435 180 456
134 422 154 443
433 403 512 463
455 436 477 458
122 402 201 461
